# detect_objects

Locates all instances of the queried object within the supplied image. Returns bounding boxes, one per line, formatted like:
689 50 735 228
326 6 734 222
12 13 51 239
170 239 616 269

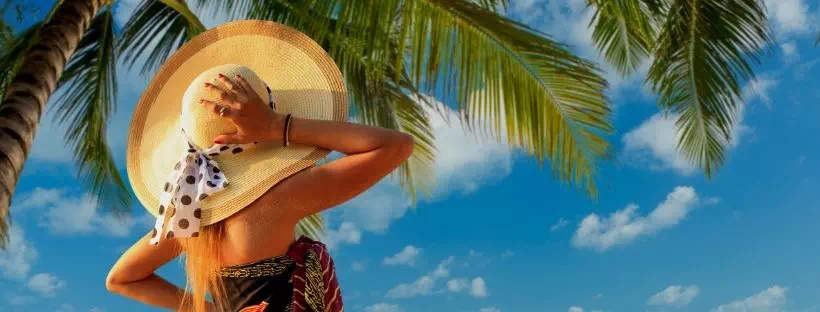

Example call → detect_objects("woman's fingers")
234 75 253 95
203 82 240 108
217 73 242 94
200 99 233 118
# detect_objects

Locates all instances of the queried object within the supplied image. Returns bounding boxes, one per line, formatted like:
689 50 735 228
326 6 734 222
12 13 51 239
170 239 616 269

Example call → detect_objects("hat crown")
181 64 269 149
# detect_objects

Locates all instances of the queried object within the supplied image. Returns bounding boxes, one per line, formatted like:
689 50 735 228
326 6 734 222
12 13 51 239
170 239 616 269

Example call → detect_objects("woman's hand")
199 73 285 145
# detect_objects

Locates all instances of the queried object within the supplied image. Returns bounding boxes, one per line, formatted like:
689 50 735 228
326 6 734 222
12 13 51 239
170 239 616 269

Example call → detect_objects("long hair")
178 221 227 312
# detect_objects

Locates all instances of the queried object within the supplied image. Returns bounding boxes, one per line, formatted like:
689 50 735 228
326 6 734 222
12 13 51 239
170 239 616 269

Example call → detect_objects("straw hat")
126 20 348 239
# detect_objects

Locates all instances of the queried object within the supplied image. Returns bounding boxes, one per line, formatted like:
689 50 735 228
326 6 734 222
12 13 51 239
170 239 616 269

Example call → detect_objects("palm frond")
646 0 771 177
320 16 438 200
249 0 612 196
408 1 613 196
295 213 324 240
0 23 40 97
246 1 438 199
588 0 657 76
0 0 60 97
51 5 131 215
118 0 206 76
468 0 509 12
636 0 670 18
347 68 438 199
191 0 254 20
0 22 14 49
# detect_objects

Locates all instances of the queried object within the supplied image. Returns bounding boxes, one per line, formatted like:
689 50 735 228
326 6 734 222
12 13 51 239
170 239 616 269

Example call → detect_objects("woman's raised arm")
201 73 414 221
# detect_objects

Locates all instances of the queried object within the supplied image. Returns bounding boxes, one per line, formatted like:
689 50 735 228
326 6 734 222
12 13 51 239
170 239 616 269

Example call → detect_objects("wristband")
283 114 293 147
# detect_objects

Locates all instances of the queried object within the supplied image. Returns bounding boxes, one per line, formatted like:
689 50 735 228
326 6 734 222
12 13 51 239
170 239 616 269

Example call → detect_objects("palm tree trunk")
0 0 105 248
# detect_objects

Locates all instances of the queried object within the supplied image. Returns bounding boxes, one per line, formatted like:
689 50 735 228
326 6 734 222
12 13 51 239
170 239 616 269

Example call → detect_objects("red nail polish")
214 140 223 144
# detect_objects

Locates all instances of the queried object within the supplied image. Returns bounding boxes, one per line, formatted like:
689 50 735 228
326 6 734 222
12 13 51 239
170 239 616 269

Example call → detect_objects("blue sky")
2 0 820 312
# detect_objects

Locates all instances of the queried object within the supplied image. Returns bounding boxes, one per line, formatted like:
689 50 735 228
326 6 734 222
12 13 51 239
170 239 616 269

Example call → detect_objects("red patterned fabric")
286 236 343 312
238 301 269 312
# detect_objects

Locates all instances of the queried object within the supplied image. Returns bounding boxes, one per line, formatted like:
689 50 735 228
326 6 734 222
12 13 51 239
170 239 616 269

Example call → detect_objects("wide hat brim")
126 20 348 225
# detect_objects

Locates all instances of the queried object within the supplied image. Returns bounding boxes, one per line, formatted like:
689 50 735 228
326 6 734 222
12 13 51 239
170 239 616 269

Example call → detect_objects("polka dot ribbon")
149 85 276 245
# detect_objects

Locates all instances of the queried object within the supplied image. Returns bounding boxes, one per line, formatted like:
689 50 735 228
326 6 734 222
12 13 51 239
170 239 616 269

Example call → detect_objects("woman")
105 21 413 312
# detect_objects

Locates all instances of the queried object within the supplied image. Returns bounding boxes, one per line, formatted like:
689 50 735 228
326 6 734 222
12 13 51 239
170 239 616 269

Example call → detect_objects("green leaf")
0 0 60 97
191 0 254 20
347 68 438 200
118 0 206 77
0 23 40 97
244 1 439 199
647 0 771 177
406 1 613 196
294 212 324 241
51 5 131 216
589 0 657 76
249 0 613 196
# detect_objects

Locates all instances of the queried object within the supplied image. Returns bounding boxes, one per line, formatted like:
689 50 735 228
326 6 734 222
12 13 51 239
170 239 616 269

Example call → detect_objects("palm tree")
589 0 771 176
0 0 771 247
0 0 114 246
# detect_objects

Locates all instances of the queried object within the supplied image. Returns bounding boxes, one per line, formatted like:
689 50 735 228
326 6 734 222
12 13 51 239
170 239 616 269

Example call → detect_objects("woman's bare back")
218 182 300 266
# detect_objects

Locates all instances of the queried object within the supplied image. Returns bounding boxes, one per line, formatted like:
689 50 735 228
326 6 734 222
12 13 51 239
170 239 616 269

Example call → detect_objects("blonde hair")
178 222 227 312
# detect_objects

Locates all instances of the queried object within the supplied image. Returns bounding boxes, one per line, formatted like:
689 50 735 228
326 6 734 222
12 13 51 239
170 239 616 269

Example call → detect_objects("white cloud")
351 261 366 272
480 308 502 312
501 250 514 259
469 277 489 298
713 285 788 312
445 276 489 298
431 256 454 278
56 304 75 312
622 74 778 177
383 245 422 266
447 278 469 293
40 192 98 234
622 113 697 175
764 0 813 36
572 186 708 252
323 222 361 250
364 303 405 312
0 226 38 280
386 275 436 299
337 182 412 233
648 285 700 307
622 94 753 176
89 308 105 312
17 188 148 237
386 256 454 299
744 76 779 108
550 218 569 232
780 41 799 63
15 187 64 211
339 99 513 233
26 273 66 297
